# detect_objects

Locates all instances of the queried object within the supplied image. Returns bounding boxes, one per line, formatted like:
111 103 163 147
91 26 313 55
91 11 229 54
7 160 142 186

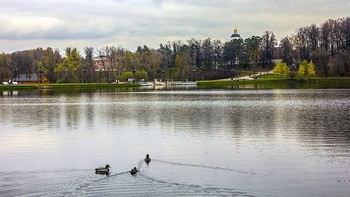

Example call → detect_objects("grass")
197 74 350 89
235 71 255 78
256 74 288 79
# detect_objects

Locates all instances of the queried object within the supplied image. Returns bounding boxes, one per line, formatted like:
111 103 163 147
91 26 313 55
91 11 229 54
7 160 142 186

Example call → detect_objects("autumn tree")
298 60 316 77
273 62 290 75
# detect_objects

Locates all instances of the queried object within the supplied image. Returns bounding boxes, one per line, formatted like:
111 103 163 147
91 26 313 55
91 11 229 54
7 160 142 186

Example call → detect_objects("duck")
144 154 151 164
130 167 139 175
95 164 111 174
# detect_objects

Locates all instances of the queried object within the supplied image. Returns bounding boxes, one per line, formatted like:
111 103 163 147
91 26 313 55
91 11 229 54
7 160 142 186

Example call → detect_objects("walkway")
227 71 274 81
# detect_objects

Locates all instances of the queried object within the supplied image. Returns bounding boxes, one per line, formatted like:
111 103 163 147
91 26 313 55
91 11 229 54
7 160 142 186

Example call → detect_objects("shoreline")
197 77 350 89
0 83 140 91
2 77 350 91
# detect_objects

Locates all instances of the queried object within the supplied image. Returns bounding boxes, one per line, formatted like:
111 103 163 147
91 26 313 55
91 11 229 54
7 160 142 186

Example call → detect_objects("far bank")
197 76 350 89
0 83 139 91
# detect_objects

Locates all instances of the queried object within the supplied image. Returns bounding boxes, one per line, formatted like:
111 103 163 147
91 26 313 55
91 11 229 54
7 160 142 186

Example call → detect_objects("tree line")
279 17 350 77
1 16 349 83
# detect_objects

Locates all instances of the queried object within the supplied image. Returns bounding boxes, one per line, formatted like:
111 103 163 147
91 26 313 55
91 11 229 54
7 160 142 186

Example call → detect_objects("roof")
231 25 242 39
231 33 241 39
12 74 39 82
94 56 110 61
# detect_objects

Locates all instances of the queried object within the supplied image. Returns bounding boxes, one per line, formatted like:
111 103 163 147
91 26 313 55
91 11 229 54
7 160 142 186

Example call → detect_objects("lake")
0 89 349 196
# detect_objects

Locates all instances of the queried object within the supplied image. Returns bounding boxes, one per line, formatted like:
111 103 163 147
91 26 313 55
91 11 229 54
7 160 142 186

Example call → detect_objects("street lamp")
131 68 136 83
99 68 102 83
161 69 165 82
192 69 197 81
83 68 87 83
38 69 43 84
13 67 18 82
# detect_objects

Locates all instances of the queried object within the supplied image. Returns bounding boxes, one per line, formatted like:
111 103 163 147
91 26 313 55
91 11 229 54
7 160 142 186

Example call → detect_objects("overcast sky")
0 0 349 53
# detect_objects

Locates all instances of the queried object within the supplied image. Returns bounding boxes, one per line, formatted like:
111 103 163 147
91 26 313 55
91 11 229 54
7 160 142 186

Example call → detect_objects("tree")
298 60 307 76
295 27 310 61
223 39 244 69
118 71 133 82
84 47 96 82
280 37 294 66
158 42 173 69
135 69 148 81
0 53 12 82
261 31 277 69
308 24 319 51
213 39 223 68
104 46 118 82
298 60 316 77
201 37 214 69
54 48 82 83
273 62 290 75
36 47 61 83
311 49 330 76
307 60 316 76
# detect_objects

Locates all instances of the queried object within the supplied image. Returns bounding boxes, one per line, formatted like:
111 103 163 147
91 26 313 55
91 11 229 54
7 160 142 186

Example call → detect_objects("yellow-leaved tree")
273 62 290 75
307 60 316 76
298 60 308 76
298 60 316 77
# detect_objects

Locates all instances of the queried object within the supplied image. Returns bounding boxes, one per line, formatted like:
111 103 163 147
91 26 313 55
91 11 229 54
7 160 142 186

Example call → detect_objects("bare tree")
84 47 95 82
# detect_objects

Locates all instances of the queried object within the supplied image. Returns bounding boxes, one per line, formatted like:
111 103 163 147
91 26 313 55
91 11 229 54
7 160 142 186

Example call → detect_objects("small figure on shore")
145 154 151 164
95 164 111 175
130 167 139 175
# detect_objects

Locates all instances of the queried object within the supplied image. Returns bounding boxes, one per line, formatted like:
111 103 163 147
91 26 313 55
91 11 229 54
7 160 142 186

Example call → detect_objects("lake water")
0 89 350 196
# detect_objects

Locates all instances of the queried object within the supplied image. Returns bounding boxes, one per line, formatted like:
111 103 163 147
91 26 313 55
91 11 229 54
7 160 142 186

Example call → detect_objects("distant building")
231 25 242 39
94 56 112 71
12 74 40 84
230 25 242 65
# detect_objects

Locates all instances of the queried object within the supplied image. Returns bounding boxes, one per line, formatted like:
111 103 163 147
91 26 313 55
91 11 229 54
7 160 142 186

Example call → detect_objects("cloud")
0 0 349 52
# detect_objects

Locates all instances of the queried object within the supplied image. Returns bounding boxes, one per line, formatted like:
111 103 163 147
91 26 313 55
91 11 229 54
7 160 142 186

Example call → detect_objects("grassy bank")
0 83 139 91
197 75 350 89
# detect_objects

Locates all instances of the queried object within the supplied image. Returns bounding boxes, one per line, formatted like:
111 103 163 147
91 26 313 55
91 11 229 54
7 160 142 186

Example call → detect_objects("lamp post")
83 68 87 83
99 68 102 83
192 69 197 82
161 69 165 82
13 67 18 82
38 69 43 84
131 68 136 83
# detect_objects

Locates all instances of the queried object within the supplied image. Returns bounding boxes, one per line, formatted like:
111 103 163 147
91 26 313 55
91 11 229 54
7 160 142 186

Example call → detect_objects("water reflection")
0 89 349 196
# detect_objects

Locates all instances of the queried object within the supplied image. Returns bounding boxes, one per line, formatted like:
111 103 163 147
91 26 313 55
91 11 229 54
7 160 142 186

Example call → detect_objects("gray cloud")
0 0 349 52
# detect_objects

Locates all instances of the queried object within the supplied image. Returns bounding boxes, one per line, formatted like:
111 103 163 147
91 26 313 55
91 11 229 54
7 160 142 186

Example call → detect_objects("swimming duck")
95 164 111 174
144 154 151 164
130 167 139 175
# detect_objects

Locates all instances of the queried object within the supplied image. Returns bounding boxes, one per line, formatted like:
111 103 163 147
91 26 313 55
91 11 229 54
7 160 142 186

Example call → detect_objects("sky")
0 0 349 53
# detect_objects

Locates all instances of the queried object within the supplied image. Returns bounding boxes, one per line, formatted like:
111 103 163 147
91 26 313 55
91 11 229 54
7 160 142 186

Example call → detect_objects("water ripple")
152 159 258 175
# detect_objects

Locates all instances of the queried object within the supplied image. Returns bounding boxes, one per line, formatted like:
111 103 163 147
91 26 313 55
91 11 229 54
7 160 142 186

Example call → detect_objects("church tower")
231 25 242 39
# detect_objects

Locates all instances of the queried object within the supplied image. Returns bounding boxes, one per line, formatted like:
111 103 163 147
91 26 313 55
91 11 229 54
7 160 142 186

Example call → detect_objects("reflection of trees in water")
1 97 62 130
293 105 350 161
64 99 81 130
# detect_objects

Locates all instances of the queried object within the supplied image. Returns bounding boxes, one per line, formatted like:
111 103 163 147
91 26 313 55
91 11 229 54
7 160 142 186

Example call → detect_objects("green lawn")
256 74 288 79
197 74 350 89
